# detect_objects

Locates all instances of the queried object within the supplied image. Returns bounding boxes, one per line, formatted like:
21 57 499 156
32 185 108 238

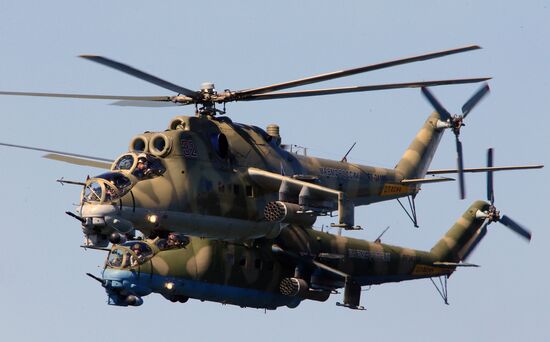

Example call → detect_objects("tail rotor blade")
500 215 532 241
487 148 494 204
421 87 451 120
456 137 466 199
463 223 488 261
461 83 490 118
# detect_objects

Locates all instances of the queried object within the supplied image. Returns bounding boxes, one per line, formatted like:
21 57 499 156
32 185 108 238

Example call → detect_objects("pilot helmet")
137 153 147 162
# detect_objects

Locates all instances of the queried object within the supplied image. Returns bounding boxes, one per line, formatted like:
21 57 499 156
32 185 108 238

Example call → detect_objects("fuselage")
101 224 453 309
81 112 446 244
124 115 411 213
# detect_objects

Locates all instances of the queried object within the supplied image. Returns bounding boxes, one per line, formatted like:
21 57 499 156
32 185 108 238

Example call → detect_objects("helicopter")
0 45 542 247
86 150 532 310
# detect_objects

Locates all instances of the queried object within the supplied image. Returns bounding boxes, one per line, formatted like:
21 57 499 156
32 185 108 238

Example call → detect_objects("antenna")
374 226 390 243
341 142 357 163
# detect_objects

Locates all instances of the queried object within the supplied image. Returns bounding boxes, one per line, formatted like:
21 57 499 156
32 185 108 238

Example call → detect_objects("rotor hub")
200 82 216 94
487 205 500 223
451 115 465 136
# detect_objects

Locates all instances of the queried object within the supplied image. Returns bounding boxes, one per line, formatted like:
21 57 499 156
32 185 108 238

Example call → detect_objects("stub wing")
247 167 340 198
247 167 358 229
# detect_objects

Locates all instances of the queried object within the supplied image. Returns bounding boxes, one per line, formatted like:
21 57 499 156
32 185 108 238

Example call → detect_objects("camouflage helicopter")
86 155 532 310
0 45 542 246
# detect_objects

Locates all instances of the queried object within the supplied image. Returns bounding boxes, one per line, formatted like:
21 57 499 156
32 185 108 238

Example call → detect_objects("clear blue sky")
0 1 548 341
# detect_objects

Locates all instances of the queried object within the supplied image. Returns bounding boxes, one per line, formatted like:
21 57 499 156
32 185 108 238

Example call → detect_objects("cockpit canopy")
112 152 165 180
105 237 188 269
155 233 190 250
82 153 166 204
107 241 153 268
83 172 133 203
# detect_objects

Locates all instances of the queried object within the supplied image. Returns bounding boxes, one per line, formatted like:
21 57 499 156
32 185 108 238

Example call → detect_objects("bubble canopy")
107 241 153 268
82 172 133 203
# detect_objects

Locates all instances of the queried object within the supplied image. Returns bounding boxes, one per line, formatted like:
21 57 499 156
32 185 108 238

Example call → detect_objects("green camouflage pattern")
82 110 446 243
101 200 490 309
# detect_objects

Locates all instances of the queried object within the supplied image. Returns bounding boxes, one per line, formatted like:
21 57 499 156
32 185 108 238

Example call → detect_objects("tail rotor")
421 83 490 199
475 148 532 242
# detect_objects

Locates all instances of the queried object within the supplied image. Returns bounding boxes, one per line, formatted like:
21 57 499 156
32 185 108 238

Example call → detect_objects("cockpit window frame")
106 247 131 269
82 179 108 203
82 173 132 204
111 152 166 181
111 153 137 172
106 243 154 269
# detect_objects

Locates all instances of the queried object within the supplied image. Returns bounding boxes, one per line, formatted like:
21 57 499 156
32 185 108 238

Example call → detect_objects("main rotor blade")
421 87 452 120
0 142 113 162
456 137 466 199
462 83 490 117
79 55 198 98
236 45 482 97
43 153 112 169
110 100 181 107
0 91 172 102
500 215 532 241
487 148 494 204
236 78 490 101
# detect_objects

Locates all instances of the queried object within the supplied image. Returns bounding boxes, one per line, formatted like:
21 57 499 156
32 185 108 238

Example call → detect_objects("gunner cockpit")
82 172 133 203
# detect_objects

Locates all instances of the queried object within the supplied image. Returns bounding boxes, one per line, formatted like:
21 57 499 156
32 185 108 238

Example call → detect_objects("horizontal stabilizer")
433 261 480 267
427 165 543 175
400 177 455 185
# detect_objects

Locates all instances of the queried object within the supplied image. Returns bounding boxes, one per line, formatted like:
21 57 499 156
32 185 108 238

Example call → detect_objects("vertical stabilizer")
430 200 491 262
395 112 445 180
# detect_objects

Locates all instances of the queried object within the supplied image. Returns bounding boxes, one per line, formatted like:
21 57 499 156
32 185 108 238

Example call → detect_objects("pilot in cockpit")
130 243 145 266
135 155 150 179
166 233 190 249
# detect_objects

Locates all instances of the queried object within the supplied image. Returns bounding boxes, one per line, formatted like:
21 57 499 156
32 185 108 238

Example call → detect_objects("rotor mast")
195 82 224 116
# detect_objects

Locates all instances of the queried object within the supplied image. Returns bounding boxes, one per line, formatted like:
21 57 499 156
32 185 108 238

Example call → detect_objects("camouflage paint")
100 201 490 309
82 110 446 242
